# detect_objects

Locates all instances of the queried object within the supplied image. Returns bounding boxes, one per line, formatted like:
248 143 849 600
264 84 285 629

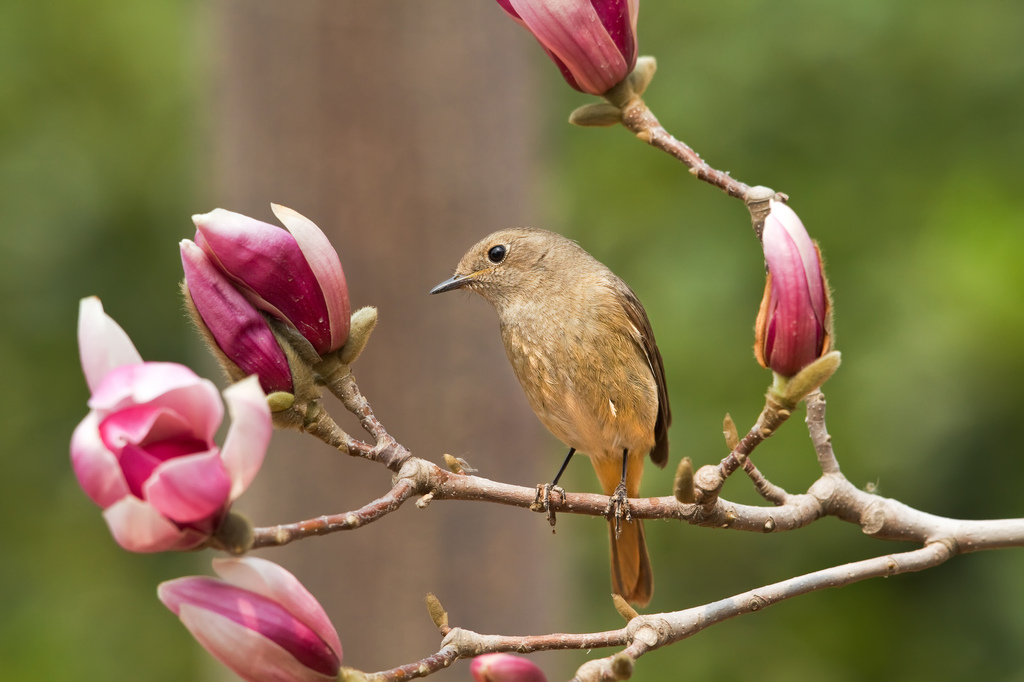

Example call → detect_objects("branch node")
693 465 724 505
749 594 768 611
861 501 887 536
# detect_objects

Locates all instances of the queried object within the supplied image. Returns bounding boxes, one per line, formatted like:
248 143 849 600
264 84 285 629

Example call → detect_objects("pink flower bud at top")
496 0 639 95
180 239 293 394
471 653 548 682
192 205 350 356
754 201 833 377
159 557 342 682
72 298 272 552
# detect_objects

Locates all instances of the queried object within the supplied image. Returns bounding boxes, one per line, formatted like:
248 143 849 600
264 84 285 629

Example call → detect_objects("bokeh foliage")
2 0 1023 680
0 1 204 679
551 1 1024 679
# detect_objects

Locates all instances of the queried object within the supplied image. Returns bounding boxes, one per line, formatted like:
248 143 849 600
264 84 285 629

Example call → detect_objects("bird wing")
615 280 672 468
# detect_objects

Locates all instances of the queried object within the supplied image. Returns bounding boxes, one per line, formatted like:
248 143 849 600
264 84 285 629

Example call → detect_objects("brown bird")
431 228 670 606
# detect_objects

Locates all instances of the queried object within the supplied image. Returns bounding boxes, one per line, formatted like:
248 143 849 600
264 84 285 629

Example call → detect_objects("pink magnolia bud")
471 653 548 682
192 205 350 355
71 298 271 552
496 0 639 95
754 201 833 377
159 557 342 682
180 239 294 394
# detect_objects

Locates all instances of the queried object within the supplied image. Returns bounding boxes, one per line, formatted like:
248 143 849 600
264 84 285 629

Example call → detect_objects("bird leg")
605 448 632 538
533 447 574 528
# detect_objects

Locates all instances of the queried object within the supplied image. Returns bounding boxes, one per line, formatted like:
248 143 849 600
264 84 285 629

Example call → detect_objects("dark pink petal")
70 412 130 508
770 201 826 322
103 496 189 552
471 653 548 682
158 577 341 677
144 450 232 523
507 0 632 94
213 557 343 660
178 607 336 682
219 377 272 501
590 0 636 65
761 206 824 376
77 297 143 394
495 0 521 19
271 204 351 353
181 240 293 393
193 209 333 354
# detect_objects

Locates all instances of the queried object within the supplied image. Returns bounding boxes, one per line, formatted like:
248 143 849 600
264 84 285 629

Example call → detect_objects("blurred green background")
3 0 1024 680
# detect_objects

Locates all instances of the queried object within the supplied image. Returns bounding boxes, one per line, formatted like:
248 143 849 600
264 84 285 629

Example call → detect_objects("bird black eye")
487 244 507 263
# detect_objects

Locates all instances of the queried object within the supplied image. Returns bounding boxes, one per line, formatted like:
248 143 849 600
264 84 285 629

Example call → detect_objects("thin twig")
805 390 841 474
617 96 751 200
571 542 953 681
250 478 420 549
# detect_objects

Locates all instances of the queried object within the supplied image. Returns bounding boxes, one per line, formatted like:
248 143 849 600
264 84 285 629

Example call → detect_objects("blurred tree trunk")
210 0 562 676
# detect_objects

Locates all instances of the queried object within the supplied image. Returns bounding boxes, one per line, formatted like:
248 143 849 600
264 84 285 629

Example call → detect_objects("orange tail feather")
592 452 653 607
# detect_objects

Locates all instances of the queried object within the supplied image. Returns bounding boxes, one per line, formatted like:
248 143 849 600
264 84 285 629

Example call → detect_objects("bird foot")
532 483 565 530
604 481 632 538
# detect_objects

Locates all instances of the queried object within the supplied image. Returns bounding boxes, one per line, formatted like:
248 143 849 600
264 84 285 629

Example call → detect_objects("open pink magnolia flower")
496 0 639 95
471 653 548 682
192 204 350 357
754 201 832 377
159 557 343 682
71 297 272 552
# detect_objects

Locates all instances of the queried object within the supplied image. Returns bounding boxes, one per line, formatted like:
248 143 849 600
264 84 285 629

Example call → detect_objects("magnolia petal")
495 0 521 20
177 606 336 682
271 204 351 352
509 0 630 94
151 381 225 444
590 0 637 66
98 403 197 455
103 496 188 552
769 200 826 319
89 362 219 421
213 557 343 659
78 297 143 393
193 209 333 354
70 412 130 508
144 450 232 523
181 240 293 393
219 376 272 501
762 213 822 376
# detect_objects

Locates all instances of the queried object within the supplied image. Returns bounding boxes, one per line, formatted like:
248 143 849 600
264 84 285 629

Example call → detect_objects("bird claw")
605 481 632 538
533 483 565 530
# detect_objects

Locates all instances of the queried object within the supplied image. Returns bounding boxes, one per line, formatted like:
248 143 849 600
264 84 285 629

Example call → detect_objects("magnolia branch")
344 541 955 682
618 96 750 200
250 387 1024 552
250 372 1024 680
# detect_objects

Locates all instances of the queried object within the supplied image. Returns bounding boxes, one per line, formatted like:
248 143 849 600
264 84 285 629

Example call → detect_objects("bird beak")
430 273 472 295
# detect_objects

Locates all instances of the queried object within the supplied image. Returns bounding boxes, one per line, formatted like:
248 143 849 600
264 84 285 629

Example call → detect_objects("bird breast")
497 291 658 461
